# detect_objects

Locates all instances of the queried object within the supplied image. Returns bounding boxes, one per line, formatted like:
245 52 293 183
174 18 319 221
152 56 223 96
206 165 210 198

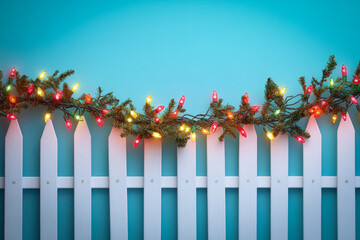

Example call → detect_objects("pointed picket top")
108 126 124 143
108 126 128 240
5 119 22 141
303 115 321 240
41 120 57 143
74 116 90 139
239 124 257 240
338 112 354 135
337 112 355 239
305 115 321 137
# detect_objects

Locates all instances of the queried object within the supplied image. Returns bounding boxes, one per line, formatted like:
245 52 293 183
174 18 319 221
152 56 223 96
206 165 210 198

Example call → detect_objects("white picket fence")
2 114 358 240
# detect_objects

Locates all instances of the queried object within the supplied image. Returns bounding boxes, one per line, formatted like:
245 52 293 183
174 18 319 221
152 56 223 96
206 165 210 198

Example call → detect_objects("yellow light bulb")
37 87 44 97
280 87 287 95
185 126 190 133
266 131 274 141
130 110 137 118
191 132 196 141
152 132 162 138
179 124 185 131
146 95 152 104
39 71 46 80
71 83 79 92
44 113 51 123
332 114 337 124
127 117 133 123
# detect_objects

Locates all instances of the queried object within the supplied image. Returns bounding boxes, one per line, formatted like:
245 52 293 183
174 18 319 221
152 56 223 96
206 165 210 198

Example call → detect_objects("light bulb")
9 68 16 78
133 135 142 147
96 116 103 127
152 132 162 138
39 71 46 80
8 94 16 104
212 91 218 101
71 83 79 92
179 95 185 106
237 125 247 138
37 87 44 97
211 122 218 133
146 95 152 104
65 120 72 131
266 131 274 140
296 136 305 143
44 113 51 123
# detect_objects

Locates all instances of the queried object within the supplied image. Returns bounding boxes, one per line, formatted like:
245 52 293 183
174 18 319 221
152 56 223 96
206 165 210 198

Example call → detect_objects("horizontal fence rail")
3 114 357 240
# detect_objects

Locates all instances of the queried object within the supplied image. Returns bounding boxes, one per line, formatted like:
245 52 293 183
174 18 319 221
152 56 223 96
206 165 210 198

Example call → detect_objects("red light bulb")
212 91 218 101
211 122 218 133
9 68 16 78
350 96 358 104
314 109 323 118
101 109 109 117
173 109 179 118
154 105 164 114
154 117 160 123
133 135 142 147
353 75 360 85
65 120 72 131
296 136 305 143
243 93 249 104
306 85 312 94
179 95 185 106
321 100 328 106
251 106 260 112
96 116 103 127
54 91 63 101
6 113 17 120
342 113 347 121
27 84 34 94
341 64 347 76
237 125 247 138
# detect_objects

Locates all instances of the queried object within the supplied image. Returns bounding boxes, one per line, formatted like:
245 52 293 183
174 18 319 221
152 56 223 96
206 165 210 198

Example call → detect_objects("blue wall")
0 0 360 239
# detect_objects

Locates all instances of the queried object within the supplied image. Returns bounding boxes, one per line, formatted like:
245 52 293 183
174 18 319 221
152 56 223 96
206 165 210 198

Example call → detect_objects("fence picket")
207 128 226 240
144 138 162 240
4 120 23 240
74 117 91 240
271 133 288 240
239 125 257 240
40 120 58 240
303 116 321 240
337 113 355 240
108 127 128 240
177 140 196 240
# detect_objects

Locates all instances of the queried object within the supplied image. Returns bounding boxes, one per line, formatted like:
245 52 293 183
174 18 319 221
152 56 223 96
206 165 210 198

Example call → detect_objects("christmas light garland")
1 55 360 147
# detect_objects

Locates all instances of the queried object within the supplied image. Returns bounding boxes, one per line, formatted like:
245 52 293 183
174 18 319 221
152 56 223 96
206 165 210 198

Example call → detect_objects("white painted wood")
74 117 91 240
40 120 58 240
177 139 196 240
239 125 257 240
207 127 226 240
4 120 23 240
2 176 360 189
337 113 355 240
144 138 162 240
270 134 288 240
303 116 321 240
108 127 128 240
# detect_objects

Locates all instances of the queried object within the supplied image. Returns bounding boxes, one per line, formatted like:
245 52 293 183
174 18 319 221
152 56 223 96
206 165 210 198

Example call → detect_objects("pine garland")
1 55 360 147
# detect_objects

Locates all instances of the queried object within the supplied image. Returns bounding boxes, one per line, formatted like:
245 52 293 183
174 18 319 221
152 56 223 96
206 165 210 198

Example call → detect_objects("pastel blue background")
0 0 360 239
